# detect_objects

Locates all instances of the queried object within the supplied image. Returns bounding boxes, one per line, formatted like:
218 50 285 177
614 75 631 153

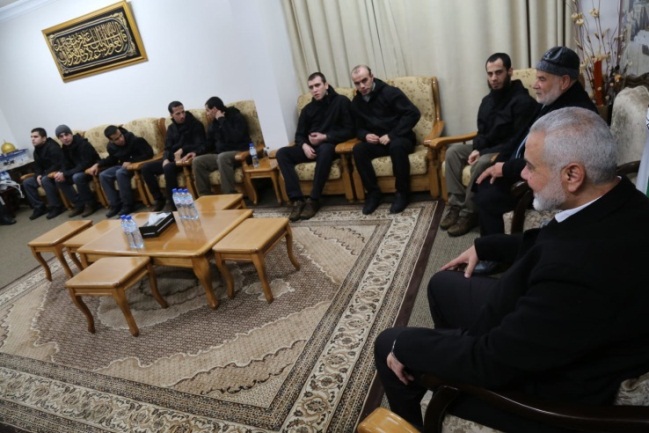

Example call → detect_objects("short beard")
532 175 566 211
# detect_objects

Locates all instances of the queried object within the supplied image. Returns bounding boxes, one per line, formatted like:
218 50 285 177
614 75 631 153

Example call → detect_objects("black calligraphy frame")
42 1 147 82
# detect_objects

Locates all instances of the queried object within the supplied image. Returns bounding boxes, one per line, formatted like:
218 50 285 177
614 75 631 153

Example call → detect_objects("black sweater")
32 138 64 177
206 107 251 154
61 134 99 178
163 111 207 161
295 87 354 146
98 127 153 168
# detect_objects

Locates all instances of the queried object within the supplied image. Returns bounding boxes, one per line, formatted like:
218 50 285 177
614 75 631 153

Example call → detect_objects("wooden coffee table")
63 219 122 271
194 194 245 212
77 209 252 310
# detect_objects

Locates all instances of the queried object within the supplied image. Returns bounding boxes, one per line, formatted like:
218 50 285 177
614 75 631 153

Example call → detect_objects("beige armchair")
429 68 537 202
350 76 445 200
271 87 358 202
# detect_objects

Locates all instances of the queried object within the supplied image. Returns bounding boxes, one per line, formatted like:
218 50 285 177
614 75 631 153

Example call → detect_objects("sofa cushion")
122 117 165 155
611 86 649 166
371 144 428 176
386 76 436 144
295 157 343 181
83 124 111 158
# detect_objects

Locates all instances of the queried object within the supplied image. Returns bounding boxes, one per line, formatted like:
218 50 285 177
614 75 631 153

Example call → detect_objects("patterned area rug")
0 202 438 432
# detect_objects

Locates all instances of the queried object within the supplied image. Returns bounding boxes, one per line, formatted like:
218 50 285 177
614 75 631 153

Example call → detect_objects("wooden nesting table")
76 209 252 310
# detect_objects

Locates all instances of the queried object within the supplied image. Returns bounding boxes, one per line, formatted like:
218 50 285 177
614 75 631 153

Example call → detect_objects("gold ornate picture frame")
42 1 147 82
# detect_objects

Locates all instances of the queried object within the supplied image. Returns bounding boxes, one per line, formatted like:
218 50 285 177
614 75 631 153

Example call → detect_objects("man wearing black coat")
23 127 66 220
375 107 649 432
350 65 421 215
192 96 250 198
441 52 537 237
86 125 153 217
53 124 101 218
277 72 354 221
472 47 597 244
142 101 206 211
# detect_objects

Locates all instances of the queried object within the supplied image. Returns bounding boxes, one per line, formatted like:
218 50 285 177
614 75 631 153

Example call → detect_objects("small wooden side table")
63 219 122 271
243 158 282 205
65 256 167 337
194 193 245 212
212 217 300 303
28 220 93 281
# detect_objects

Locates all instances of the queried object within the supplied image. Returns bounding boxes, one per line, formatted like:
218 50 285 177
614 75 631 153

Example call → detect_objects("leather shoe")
119 205 135 216
68 206 84 217
473 260 502 275
46 206 65 219
300 198 319 220
362 193 382 215
29 207 48 220
389 193 409 214
289 199 305 222
152 199 165 212
105 206 121 218
447 213 479 237
81 202 100 217
0 215 16 225
440 206 461 230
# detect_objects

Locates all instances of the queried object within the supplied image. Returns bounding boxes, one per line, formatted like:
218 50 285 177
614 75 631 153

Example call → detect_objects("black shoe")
447 213 479 237
0 215 16 225
105 206 121 218
163 203 176 213
29 207 48 220
362 193 382 215
81 202 100 218
473 260 502 275
68 206 84 218
46 206 65 219
389 193 409 214
289 199 305 222
152 199 165 212
440 205 461 230
119 205 135 216
300 198 319 220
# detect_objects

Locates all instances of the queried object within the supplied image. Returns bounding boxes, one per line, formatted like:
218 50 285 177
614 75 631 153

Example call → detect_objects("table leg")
54 245 74 279
112 288 139 337
213 252 235 299
67 250 84 272
285 225 301 270
192 256 219 309
270 172 282 204
147 262 168 308
68 289 95 333
251 252 273 303
31 248 52 281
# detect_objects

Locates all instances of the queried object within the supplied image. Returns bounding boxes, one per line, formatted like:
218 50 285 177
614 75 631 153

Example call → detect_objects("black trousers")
276 142 336 201
374 270 572 433
141 159 181 202
352 137 414 196
472 176 518 236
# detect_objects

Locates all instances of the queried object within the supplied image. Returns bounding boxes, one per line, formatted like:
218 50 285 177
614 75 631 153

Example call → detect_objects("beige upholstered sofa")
274 76 444 202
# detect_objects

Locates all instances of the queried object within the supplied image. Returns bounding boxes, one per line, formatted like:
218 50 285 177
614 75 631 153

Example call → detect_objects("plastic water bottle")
182 188 199 220
249 142 260 168
171 188 186 219
126 215 144 249
120 215 133 247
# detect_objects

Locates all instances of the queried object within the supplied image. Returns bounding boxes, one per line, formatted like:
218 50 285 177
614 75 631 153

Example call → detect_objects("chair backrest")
228 99 264 147
81 124 112 158
512 68 537 98
122 117 166 155
610 85 649 166
386 76 442 145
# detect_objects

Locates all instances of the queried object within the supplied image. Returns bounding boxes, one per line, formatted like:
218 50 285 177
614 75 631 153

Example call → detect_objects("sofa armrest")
426 131 478 151
423 120 446 145
128 153 164 171
335 138 360 154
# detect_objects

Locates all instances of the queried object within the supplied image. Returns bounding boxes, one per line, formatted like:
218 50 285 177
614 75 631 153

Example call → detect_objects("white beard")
532 176 566 211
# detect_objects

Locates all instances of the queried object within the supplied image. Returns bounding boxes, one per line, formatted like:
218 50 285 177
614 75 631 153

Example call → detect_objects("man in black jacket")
441 53 537 237
142 101 206 211
86 125 153 217
350 65 421 214
53 125 101 218
277 72 354 221
192 96 250 197
375 107 649 432
23 127 66 220
472 47 597 243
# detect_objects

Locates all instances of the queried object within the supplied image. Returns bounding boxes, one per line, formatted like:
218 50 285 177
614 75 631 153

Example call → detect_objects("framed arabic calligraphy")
42 1 147 82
